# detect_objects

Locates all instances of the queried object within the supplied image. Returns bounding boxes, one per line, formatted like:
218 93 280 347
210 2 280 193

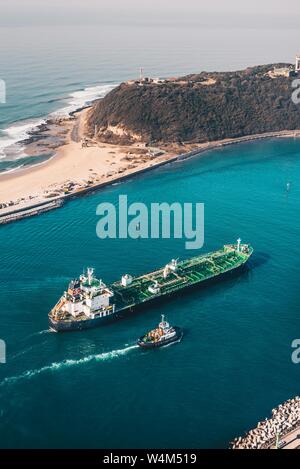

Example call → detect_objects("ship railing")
182 254 225 268
160 276 185 287
51 298 66 314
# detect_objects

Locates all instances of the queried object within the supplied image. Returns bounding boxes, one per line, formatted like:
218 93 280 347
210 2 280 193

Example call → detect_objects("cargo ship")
49 239 253 332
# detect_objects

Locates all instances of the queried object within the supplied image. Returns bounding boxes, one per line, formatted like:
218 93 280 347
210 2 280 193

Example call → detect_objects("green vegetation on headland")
87 64 300 145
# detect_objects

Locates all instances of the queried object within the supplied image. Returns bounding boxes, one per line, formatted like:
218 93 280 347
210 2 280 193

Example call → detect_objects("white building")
296 54 300 73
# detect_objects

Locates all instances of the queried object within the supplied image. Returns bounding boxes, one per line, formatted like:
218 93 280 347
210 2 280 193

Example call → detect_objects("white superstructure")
157 314 177 341
52 269 115 320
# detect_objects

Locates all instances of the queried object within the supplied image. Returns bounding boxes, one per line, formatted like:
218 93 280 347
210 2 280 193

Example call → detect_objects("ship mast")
87 267 94 286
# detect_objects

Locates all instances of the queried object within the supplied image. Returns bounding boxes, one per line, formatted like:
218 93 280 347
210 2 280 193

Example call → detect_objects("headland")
1 63 300 224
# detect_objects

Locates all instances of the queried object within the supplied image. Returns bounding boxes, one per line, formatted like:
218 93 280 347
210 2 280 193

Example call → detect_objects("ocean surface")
1 23 300 448
1 23 300 172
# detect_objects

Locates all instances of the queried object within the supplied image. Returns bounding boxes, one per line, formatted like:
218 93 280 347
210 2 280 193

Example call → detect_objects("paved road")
270 426 300 449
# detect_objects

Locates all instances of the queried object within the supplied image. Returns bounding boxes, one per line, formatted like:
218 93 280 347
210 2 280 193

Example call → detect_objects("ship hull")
49 260 249 332
49 312 121 332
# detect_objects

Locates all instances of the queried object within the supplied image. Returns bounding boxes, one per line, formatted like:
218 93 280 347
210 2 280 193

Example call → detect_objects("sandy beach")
1 106 300 220
0 108 177 211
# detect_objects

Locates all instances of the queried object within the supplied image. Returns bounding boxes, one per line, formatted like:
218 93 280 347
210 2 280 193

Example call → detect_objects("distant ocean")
0 23 299 172
1 23 300 449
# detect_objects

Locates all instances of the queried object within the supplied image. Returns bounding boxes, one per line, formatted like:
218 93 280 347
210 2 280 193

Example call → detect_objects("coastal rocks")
0 194 39 213
19 116 72 160
0 200 20 209
0 199 64 226
44 193 61 198
231 396 300 449
0 203 9 209
97 130 135 145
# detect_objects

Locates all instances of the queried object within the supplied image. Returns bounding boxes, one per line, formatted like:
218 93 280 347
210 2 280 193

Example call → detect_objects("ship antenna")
87 267 94 286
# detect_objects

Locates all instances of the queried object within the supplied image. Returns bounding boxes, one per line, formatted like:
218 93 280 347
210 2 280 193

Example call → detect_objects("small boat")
137 314 182 348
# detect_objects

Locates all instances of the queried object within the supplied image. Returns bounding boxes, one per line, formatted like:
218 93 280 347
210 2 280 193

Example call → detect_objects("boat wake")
1 344 138 387
35 329 52 336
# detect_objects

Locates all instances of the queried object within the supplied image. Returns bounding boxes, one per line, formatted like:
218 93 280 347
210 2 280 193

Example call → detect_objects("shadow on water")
249 251 271 270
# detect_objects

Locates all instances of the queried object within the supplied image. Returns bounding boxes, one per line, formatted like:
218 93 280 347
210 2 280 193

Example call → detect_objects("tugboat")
137 315 182 348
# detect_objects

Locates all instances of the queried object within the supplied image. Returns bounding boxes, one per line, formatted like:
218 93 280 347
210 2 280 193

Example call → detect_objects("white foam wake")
1 345 138 387
0 83 117 159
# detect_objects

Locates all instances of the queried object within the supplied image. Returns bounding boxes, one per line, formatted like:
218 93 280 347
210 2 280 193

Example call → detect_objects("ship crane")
163 265 170 279
170 258 179 271
163 258 179 279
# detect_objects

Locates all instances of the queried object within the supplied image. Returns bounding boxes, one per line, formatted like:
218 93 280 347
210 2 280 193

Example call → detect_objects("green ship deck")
111 244 253 312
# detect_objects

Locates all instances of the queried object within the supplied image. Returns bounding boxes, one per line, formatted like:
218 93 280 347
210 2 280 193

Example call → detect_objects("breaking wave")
50 83 116 117
0 83 117 159
0 119 46 159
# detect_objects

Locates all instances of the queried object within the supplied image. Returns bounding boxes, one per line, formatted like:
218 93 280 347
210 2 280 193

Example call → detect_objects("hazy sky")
2 0 300 27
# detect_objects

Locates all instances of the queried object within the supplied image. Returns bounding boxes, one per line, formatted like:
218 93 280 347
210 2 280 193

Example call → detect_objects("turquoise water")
0 138 300 448
1 20 300 448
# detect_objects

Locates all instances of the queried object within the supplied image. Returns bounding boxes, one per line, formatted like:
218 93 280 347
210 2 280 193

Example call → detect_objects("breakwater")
0 199 64 225
231 397 300 449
